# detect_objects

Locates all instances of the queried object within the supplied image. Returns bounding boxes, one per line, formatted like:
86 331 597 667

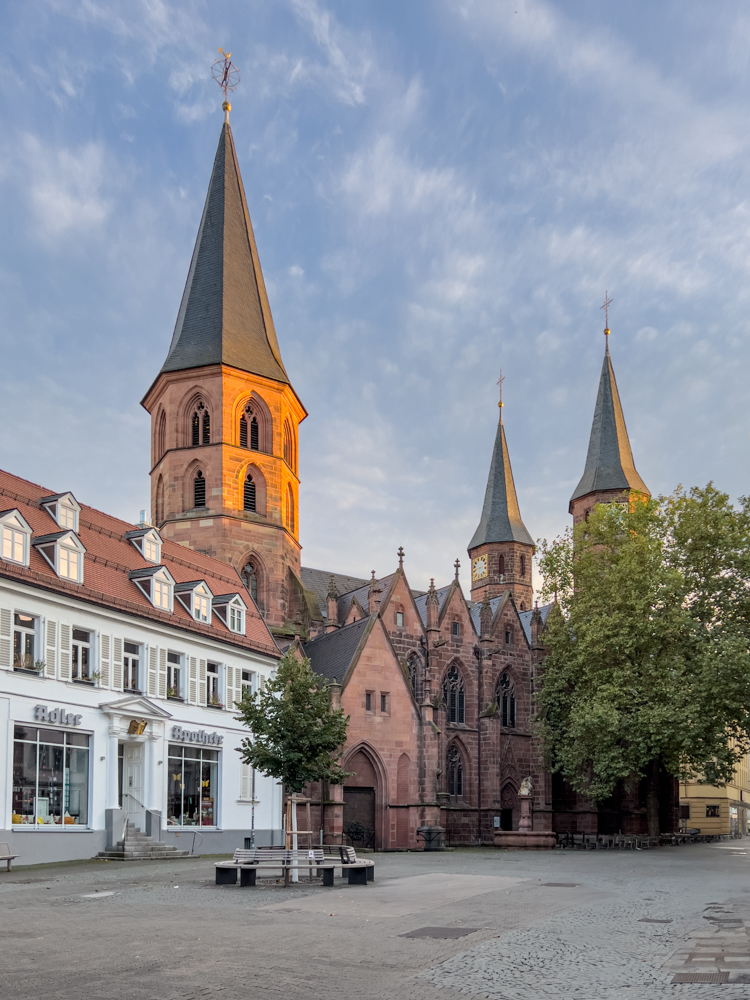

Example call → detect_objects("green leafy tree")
537 485 750 837
235 649 351 793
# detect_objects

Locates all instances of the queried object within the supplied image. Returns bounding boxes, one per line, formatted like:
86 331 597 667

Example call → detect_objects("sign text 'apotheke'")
34 705 82 726
171 726 223 745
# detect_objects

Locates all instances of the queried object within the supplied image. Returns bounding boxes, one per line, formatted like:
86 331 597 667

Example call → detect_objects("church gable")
379 569 424 637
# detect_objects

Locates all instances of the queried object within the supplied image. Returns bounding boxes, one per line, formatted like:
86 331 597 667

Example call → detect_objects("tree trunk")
646 759 660 839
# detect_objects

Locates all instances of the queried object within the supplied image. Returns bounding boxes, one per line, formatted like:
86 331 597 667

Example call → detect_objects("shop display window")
167 744 218 827
12 726 90 827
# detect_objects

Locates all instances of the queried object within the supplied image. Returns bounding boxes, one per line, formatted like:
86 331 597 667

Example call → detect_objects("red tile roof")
0 468 279 659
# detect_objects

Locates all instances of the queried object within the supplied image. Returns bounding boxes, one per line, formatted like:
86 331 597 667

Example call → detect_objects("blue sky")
2 0 750 593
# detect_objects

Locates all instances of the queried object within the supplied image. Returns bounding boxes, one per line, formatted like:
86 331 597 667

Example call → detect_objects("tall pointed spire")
569 340 648 514
160 123 289 383
469 408 533 550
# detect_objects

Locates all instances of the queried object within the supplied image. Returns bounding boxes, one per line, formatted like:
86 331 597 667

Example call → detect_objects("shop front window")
12 726 90 827
167 744 218 827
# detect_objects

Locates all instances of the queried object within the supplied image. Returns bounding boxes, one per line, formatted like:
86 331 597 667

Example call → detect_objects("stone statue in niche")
519 776 533 797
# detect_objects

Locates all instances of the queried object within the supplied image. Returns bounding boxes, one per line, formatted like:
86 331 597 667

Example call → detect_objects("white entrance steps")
97 821 191 861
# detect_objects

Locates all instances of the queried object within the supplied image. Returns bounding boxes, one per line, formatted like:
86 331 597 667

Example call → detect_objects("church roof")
159 122 288 383
468 412 533 550
300 567 369 618
303 616 374 683
569 341 649 510
414 584 452 627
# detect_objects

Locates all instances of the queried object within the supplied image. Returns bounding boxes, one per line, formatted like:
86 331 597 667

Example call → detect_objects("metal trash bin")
417 825 445 851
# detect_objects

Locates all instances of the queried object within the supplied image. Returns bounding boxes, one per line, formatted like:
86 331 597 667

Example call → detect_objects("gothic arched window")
499 672 516 728
242 562 260 608
157 410 166 461
407 652 421 703
443 664 465 724
285 484 295 533
520 555 526 578
446 744 463 798
193 470 206 508
191 403 210 446
155 475 164 524
498 554 505 577
283 420 294 469
243 474 256 512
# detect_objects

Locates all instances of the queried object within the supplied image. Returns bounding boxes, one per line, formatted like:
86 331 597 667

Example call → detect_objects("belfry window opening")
193 470 206 508
499 672 516 728
240 406 259 450
243 474 256 512
443 664 465 724
191 403 210 446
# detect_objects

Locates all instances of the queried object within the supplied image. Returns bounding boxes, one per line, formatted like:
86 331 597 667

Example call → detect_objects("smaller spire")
454 558 460 581
326 574 338 601
426 578 439 606
397 546 405 569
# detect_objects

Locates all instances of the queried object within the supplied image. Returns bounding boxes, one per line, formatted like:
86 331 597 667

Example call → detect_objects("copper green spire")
160 122 288 383
569 336 648 512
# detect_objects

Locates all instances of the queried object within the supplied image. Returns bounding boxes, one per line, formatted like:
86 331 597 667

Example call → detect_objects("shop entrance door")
122 743 145 832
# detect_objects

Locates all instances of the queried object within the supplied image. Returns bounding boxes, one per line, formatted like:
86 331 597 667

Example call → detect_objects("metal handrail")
121 791 147 842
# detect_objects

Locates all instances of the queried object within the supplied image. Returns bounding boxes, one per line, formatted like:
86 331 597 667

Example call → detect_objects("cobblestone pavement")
2 841 750 999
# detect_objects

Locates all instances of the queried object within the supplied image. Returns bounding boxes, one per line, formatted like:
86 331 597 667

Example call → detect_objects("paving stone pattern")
2 843 750 999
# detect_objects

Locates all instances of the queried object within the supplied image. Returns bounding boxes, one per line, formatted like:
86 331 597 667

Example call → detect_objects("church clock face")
472 555 488 582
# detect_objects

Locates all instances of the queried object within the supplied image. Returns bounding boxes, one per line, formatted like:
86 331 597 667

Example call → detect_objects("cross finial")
212 48 240 122
454 558 460 581
600 291 613 336
497 370 505 410
397 546 404 569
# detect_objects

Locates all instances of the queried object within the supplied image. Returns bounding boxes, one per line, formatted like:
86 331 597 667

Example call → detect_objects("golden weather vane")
601 290 613 336
212 48 240 122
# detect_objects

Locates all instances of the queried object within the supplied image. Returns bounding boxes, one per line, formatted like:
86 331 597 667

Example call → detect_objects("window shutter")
189 657 197 704
199 659 207 705
240 761 252 801
0 608 11 669
59 624 71 680
225 666 239 713
113 637 123 690
44 619 57 678
158 648 167 698
148 646 157 696
100 633 110 688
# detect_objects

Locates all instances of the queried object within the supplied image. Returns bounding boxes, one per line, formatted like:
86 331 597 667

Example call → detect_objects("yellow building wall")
680 748 750 836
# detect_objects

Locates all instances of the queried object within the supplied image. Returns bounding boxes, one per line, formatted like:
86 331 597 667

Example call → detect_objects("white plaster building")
1 470 282 865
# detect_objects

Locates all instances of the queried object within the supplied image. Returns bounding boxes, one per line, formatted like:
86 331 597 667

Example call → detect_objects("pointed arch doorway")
343 747 384 849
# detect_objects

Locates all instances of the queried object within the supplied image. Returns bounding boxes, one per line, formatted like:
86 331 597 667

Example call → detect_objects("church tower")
142 116 306 631
569 329 649 526
468 399 534 610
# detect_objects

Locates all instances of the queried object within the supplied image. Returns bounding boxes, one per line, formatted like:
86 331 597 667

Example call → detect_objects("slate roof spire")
469 401 534 550
569 335 649 512
160 122 289 383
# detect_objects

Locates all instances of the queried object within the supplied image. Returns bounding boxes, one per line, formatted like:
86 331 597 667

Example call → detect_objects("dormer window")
40 493 80 533
175 581 214 623
212 593 247 634
0 509 32 567
129 565 175 611
33 531 86 584
125 527 162 564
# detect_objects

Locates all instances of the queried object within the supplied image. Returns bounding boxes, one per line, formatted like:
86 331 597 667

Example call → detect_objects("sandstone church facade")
141 116 677 847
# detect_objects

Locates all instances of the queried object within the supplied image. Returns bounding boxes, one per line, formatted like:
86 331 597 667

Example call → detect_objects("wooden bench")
215 847 374 888
0 843 19 872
